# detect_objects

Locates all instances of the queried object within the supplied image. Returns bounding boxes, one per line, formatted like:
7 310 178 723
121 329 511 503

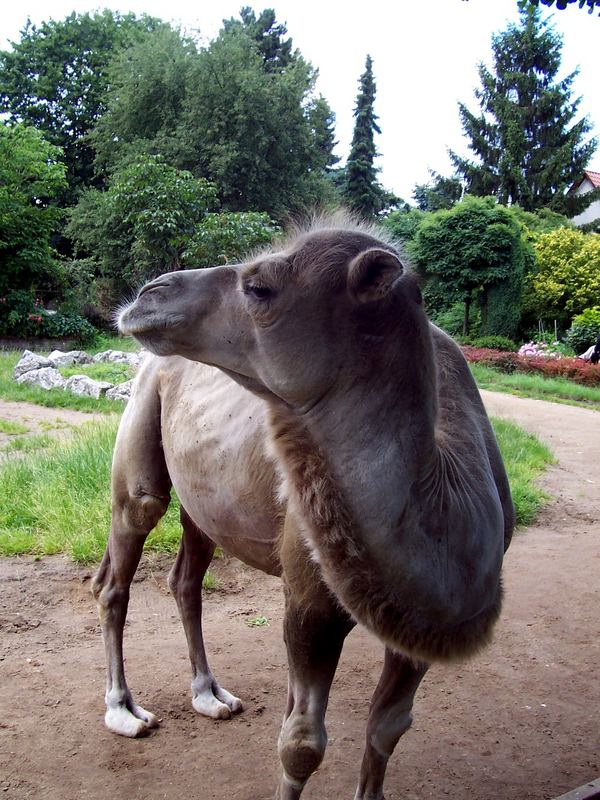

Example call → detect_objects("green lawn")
0 415 553 564
471 363 600 410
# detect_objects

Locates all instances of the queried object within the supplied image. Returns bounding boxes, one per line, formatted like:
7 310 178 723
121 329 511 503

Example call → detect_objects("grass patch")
0 418 181 562
491 416 555 526
59 362 134 384
472 364 600 410
0 412 554 563
0 352 125 413
2 433 54 454
0 418 29 435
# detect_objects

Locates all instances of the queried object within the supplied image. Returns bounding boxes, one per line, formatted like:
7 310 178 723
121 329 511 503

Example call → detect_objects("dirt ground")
0 391 598 800
0 399 105 453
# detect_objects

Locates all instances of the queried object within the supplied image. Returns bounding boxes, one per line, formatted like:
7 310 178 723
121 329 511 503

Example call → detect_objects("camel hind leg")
168 507 243 719
92 386 171 737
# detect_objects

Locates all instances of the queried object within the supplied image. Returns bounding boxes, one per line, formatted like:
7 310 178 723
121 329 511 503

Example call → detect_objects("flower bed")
461 346 600 386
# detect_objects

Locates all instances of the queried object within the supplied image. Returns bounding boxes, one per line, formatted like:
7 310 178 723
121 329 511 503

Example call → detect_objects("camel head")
119 223 426 410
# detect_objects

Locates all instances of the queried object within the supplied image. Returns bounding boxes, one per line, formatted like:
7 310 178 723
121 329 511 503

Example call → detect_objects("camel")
92 216 515 799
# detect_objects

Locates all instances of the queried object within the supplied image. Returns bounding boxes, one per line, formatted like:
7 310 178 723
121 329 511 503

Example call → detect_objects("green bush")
565 307 600 354
469 335 518 352
0 289 96 342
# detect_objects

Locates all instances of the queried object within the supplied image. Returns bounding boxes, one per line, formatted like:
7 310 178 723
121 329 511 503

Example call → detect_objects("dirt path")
0 391 598 800
0 399 105 452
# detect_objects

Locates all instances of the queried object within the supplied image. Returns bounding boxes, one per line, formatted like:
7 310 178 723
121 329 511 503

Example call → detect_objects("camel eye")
245 284 274 302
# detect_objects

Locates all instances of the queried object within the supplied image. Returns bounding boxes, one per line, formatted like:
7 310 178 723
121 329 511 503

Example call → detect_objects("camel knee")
118 491 170 533
278 713 327 786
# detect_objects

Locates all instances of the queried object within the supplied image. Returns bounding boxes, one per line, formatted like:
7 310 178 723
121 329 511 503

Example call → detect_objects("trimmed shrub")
461 346 600 386
469 336 518 352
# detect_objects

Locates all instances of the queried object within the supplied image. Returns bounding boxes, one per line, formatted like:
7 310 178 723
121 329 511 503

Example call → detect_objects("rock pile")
12 349 146 402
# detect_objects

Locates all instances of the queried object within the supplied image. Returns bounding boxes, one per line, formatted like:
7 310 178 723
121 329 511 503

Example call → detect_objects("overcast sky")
1 0 599 201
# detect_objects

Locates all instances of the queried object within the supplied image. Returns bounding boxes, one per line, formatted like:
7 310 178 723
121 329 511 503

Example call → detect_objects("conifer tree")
343 55 386 218
450 6 597 214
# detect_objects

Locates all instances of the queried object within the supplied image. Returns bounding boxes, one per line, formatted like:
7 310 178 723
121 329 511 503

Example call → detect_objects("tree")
413 171 463 212
412 196 533 338
0 123 66 298
66 155 278 318
222 7 294 72
178 28 333 215
0 11 165 202
90 26 197 175
451 6 597 214
343 55 387 218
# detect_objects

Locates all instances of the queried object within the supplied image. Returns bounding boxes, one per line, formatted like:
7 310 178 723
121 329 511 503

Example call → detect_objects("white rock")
105 380 133 402
65 375 113 399
13 350 53 379
92 349 145 368
47 350 93 367
16 367 66 390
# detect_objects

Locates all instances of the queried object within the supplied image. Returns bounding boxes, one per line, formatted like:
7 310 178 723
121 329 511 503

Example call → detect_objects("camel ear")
348 248 404 304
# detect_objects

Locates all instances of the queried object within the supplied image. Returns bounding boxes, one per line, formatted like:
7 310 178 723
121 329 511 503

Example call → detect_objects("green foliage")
413 171 463 212
66 154 278 316
451 6 597 215
431 301 481 337
343 55 389 218
0 123 67 297
523 228 600 326
183 212 279 267
0 11 166 202
222 6 294 72
412 196 533 338
565 307 600 353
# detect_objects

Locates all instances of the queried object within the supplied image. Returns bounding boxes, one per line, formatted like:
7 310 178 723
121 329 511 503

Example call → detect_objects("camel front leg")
92 491 170 737
277 580 354 799
354 649 428 800
168 508 243 720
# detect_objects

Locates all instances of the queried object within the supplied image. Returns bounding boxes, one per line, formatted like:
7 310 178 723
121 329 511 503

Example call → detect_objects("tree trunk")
463 295 471 336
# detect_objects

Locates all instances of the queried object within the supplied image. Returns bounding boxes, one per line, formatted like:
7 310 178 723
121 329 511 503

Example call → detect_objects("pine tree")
343 55 386 218
450 6 597 214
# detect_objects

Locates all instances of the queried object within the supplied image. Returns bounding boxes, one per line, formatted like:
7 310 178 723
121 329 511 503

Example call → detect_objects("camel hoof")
192 684 243 719
105 704 160 738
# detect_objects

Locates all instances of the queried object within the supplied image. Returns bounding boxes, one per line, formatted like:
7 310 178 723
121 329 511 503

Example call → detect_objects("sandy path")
0 391 598 800
0 398 106 451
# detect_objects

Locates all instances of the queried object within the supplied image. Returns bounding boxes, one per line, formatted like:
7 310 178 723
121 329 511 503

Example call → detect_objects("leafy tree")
90 26 197 175
343 55 387 218
178 28 332 216
450 6 597 214
0 123 66 298
523 227 600 327
0 11 165 202
413 171 463 212
412 196 533 338
308 96 340 172
66 155 278 318
222 7 294 72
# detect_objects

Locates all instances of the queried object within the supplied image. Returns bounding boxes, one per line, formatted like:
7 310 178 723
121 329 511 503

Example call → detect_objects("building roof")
569 169 600 193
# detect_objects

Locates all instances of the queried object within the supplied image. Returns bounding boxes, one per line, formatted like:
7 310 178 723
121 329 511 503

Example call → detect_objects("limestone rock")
13 350 52 379
47 349 93 367
65 375 113 399
106 380 133 402
93 349 141 367
16 367 66 390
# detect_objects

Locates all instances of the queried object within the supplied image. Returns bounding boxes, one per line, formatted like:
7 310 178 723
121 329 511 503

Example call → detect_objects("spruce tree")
450 6 597 214
343 55 386 218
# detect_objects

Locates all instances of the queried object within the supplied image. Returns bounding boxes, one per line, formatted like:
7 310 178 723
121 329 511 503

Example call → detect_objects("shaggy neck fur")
269 300 504 664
